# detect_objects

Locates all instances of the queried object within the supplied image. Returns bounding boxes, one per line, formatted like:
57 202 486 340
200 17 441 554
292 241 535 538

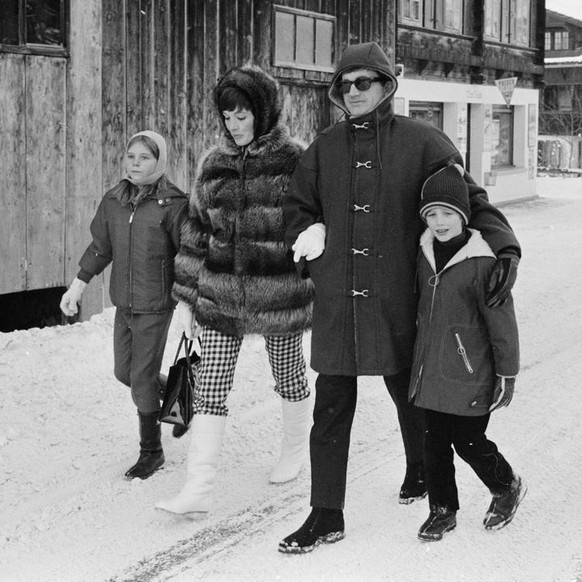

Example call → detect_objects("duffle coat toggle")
351 247 370 256
352 122 370 130
350 289 370 298
355 160 373 169
353 203 372 212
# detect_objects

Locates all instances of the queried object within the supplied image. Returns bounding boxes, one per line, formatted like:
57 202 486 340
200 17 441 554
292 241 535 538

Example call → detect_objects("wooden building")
0 0 395 321
539 9 582 170
395 0 545 202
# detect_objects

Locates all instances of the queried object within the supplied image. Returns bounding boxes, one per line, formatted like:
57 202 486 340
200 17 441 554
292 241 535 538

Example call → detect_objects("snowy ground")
1 176 582 582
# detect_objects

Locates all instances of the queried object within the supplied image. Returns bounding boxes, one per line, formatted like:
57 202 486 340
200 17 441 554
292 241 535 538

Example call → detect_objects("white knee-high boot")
269 396 312 484
155 414 226 514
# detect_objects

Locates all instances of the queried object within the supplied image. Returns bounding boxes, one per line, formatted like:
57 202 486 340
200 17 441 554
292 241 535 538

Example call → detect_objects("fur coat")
173 66 313 337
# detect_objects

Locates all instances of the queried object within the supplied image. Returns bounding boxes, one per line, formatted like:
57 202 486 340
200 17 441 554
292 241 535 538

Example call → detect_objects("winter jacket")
284 42 521 377
78 179 188 313
173 66 313 337
409 228 520 416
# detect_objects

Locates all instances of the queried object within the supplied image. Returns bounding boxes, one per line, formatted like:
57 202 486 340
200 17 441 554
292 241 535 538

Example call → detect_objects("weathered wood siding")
1 0 396 318
0 55 26 294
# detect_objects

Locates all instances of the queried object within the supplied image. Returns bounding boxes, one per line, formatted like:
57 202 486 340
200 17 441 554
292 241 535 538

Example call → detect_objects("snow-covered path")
1 177 581 582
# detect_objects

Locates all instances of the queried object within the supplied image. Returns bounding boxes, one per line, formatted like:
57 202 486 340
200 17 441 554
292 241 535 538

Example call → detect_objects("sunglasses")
337 76 383 94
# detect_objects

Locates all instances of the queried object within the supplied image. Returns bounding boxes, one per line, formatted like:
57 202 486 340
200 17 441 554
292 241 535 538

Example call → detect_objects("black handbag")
159 333 200 429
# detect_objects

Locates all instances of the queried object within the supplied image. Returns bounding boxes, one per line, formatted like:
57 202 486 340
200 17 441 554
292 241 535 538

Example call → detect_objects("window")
441 0 463 32
409 102 443 129
546 30 570 51
400 0 423 25
484 0 531 46
400 0 465 34
1 0 66 54
274 5 335 72
488 105 514 167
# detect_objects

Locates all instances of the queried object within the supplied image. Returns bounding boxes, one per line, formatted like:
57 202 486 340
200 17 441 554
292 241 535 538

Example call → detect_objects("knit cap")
420 164 470 225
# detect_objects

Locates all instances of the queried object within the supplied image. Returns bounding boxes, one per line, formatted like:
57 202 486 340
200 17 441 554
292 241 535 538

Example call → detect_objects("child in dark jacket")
60 130 188 481
409 164 526 542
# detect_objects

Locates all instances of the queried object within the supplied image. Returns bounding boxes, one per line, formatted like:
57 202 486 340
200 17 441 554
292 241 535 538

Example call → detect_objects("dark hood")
213 65 282 142
328 42 398 116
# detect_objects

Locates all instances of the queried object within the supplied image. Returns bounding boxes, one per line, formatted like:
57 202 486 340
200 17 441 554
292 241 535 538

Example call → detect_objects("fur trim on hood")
214 65 281 141
328 42 398 116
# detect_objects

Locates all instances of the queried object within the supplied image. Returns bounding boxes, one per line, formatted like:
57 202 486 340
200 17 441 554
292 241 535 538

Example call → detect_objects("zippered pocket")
454 333 474 374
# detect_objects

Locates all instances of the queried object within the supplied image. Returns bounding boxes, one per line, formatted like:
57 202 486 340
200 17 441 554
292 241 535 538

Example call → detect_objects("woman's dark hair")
217 86 255 115
127 135 160 160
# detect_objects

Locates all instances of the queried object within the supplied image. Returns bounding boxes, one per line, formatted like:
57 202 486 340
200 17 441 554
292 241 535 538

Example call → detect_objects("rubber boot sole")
278 530 345 554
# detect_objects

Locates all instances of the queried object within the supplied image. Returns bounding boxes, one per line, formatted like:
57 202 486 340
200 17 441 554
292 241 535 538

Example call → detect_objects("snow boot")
155 414 226 514
399 462 428 504
278 507 345 554
125 411 165 480
269 396 312 484
483 475 527 530
418 506 457 541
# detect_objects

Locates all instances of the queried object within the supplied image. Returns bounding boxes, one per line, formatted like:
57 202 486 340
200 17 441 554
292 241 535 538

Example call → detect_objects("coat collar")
217 124 294 157
420 228 496 273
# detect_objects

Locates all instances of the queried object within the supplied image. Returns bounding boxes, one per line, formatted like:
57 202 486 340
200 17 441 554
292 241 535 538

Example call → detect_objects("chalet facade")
539 9 582 170
396 0 544 202
0 0 544 324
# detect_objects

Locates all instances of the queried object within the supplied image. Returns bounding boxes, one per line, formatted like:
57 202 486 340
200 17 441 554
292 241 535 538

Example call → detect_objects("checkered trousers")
194 326 310 416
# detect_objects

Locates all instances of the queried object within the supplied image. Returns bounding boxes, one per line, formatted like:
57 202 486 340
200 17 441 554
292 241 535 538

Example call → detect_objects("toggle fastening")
350 289 369 297
355 161 372 169
352 122 370 129
351 248 370 256
353 204 371 212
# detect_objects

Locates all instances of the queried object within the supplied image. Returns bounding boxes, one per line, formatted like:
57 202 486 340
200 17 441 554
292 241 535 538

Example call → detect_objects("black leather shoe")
418 507 457 541
399 463 428 504
279 508 345 554
484 475 526 530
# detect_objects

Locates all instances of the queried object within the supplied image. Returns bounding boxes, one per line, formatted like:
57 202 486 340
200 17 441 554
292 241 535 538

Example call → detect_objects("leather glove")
292 223 326 262
486 255 519 308
489 376 515 412
176 300 196 339
60 278 87 316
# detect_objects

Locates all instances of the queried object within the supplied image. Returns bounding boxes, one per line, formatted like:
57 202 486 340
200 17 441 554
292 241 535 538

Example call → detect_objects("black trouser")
424 409 515 511
113 308 173 414
310 371 425 509
383 368 425 469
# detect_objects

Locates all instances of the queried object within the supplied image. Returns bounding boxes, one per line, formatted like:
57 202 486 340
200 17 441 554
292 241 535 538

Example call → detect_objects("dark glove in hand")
489 376 515 412
487 256 519 308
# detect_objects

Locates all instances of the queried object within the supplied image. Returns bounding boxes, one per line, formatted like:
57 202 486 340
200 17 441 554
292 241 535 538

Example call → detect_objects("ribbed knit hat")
420 164 470 225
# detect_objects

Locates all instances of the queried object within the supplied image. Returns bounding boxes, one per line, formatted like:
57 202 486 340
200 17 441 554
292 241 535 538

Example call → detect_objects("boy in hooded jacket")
410 164 526 542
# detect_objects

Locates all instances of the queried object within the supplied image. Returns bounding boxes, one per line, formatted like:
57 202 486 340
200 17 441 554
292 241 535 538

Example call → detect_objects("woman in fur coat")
155 65 314 515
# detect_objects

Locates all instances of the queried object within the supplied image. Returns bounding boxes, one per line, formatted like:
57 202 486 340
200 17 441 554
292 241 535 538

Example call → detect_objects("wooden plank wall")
66 0 104 316
25 57 67 290
0 55 26 294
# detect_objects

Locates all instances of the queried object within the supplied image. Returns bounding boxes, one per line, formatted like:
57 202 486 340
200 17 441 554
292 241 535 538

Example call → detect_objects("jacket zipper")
454 333 474 373
128 206 136 310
